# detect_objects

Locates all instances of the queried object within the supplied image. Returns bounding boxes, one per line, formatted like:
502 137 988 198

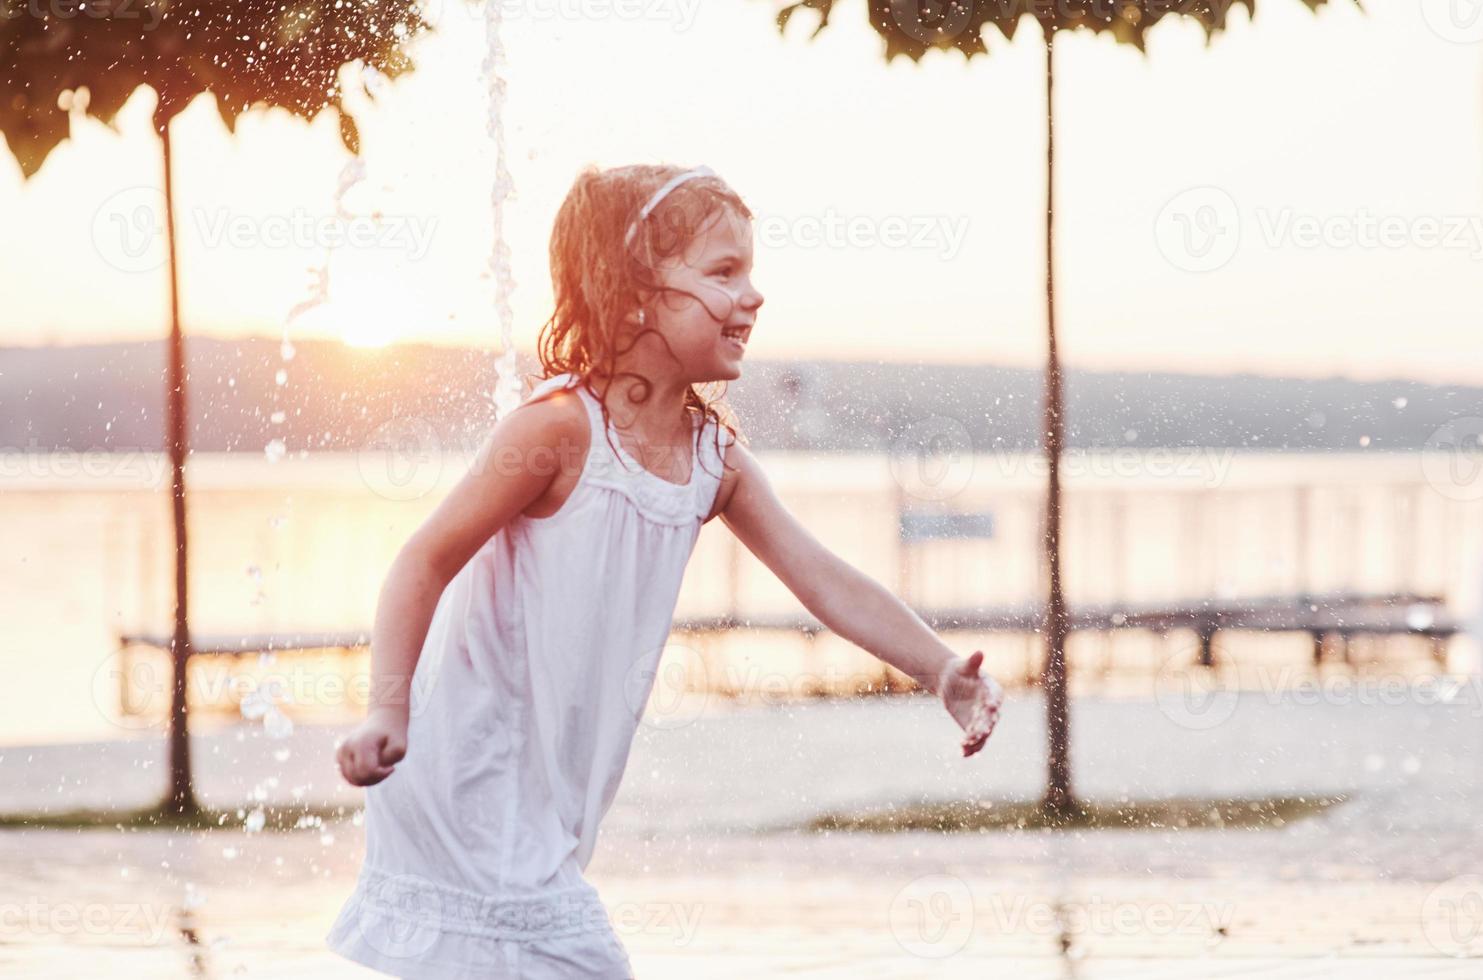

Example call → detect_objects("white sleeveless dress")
326 372 733 979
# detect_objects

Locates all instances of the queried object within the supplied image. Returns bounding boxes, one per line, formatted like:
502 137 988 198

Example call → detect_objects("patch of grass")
807 795 1349 833
0 802 360 832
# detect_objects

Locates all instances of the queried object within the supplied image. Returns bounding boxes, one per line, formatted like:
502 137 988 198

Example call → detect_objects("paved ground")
3 682 1483 977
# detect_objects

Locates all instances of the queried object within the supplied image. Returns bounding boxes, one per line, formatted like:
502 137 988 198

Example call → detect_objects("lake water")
3 449 1480 746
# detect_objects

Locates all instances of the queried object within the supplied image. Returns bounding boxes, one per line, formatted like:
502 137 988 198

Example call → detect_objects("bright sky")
1 0 1481 384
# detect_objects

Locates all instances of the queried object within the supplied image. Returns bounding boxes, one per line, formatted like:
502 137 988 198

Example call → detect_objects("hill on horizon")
1 337 1478 454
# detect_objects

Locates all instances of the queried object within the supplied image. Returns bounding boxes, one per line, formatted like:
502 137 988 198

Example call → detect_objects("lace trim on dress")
348 863 616 942
525 373 727 527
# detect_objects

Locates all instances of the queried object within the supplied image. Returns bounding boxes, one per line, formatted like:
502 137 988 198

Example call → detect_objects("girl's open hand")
335 712 408 787
937 650 1005 758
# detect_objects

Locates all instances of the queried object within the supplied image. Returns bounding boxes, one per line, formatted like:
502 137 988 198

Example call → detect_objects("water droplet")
264 706 295 739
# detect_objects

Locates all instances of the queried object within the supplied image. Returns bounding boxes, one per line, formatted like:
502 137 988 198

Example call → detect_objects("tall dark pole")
160 117 198 816
1041 28 1074 815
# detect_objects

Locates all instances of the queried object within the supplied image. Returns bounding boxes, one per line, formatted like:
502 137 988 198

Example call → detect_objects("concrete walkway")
3 688 1482 977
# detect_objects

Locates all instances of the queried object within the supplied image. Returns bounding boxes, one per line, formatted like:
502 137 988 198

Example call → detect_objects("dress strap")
689 414 736 521
524 372 733 526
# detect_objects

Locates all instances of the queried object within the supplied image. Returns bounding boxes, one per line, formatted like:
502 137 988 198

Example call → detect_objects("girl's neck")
587 368 692 439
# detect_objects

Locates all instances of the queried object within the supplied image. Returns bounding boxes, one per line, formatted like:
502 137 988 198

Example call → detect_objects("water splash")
482 0 521 420
265 127 371 467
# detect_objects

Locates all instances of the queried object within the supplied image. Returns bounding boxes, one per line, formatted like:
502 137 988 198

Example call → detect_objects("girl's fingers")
384 741 407 766
353 739 381 783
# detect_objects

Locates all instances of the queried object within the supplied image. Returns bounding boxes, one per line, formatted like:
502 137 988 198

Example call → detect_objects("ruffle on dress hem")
325 864 634 979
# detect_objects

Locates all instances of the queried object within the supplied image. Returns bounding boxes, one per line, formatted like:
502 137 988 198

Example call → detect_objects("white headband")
624 165 717 247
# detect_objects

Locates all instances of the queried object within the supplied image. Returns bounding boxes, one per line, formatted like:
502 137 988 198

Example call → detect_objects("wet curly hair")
530 163 753 484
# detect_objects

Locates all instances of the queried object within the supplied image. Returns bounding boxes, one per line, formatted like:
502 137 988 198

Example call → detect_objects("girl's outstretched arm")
715 442 1004 756
335 391 588 786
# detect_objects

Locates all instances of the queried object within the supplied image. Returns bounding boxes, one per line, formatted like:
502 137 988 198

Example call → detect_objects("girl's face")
642 206 763 384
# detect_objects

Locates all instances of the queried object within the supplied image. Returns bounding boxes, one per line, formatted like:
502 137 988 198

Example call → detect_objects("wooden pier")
113 591 1462 715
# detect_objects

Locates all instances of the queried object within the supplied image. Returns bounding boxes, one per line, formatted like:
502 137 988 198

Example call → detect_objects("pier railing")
112 591 1460 716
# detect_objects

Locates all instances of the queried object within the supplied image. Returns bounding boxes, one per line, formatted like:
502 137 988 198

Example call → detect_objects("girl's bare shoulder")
512 384 590 444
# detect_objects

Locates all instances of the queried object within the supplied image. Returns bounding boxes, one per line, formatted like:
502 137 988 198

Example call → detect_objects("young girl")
326 163 1004 979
